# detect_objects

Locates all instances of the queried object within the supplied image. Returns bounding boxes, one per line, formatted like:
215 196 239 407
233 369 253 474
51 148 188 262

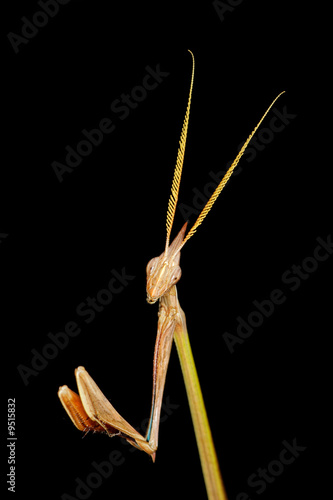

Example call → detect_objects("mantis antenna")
165 49 195 251
180 90 285 247
165 50 285 252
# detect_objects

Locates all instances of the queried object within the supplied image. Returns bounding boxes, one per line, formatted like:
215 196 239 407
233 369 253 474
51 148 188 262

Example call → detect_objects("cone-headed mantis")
58 50 285 497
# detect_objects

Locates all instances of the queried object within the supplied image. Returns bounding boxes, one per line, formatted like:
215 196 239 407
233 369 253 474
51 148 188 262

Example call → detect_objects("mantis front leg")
58 286 181 461
145 285 182 451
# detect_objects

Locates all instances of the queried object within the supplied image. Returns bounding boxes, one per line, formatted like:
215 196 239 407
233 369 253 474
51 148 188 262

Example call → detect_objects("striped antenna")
165 50 195 251
179 91 286 249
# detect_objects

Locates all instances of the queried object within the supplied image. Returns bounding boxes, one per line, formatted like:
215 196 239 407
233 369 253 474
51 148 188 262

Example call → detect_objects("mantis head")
146 222 188 303
145 50 285 305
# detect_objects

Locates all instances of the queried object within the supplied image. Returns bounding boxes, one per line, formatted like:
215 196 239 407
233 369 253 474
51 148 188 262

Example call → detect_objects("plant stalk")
173 313 228 500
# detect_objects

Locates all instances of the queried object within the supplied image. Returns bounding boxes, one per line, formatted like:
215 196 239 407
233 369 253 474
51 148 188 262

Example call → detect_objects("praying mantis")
58 50 285 498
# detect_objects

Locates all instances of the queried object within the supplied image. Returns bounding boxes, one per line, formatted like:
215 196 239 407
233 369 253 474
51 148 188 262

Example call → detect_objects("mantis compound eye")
171 266 182 284
146 257 158 276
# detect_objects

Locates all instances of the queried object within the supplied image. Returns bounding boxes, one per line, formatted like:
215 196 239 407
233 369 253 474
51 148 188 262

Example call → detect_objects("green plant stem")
173 318 228 500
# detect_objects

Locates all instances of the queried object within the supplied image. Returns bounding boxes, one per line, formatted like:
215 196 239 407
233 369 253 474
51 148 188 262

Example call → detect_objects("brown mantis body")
58 51 285 463
58 221 188 461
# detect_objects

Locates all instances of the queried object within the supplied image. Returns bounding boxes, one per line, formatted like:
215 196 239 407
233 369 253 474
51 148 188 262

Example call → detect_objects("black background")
2 2 330 500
